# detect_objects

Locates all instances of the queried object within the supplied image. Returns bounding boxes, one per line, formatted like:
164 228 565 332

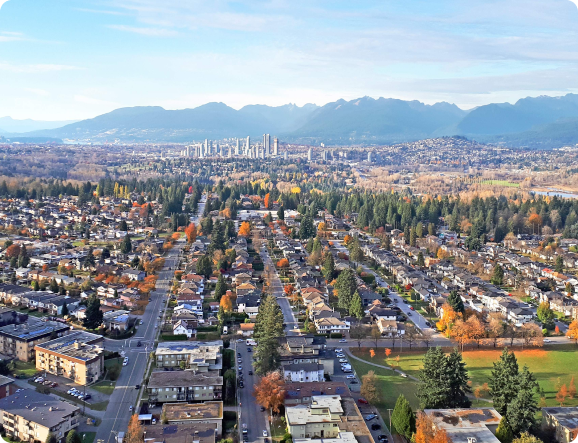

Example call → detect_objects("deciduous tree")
253 371 286 414
126 413 144 443
360 370 379 404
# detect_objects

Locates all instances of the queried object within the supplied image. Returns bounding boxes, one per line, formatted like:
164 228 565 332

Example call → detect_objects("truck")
223 326 228 335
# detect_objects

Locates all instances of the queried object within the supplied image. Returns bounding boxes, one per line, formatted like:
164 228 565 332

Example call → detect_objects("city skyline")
1 0 578 121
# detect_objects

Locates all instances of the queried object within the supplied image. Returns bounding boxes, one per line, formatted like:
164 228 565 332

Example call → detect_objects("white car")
335 348 343 353
339 359 348 363
123 357 129 366
544 338 551 343
346 374 356 379
336 353 345 358
263 430 268 437
339 339 347 343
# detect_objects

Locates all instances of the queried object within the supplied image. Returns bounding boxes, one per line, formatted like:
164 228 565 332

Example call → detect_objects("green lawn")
480 180 520 188
11 360 38 378
271 416 288 442
81 432 96 443
91 380 116 395
351 345 578 407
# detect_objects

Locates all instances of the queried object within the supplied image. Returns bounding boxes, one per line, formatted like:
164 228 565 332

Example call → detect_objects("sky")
1 0 578 121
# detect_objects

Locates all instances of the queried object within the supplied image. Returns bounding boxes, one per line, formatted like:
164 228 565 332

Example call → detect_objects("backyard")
350 344 578 409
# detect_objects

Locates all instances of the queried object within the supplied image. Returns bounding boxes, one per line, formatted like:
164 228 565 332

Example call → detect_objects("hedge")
330 333 343 338
197 326 218 332
160 334 188 341
224 411 237 421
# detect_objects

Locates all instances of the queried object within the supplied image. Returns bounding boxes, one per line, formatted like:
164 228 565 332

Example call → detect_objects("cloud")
0 31 25 42
24 87 50 96
75 8 129 16
0 0 9 11
107 24 178 36
0 62 82 73
74 95 120 106
570 0 578 7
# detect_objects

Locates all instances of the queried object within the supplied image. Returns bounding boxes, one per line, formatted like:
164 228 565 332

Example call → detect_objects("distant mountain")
456 94 578 136
15 93 578 148
0 116 77 133
289 96 467 143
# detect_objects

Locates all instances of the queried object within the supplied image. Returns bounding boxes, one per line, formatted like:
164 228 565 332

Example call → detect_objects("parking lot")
29 372 110 406
329 344 393 443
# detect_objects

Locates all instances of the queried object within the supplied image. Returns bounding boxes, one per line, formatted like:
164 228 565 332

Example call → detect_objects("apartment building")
423 408 502 443
161 401 223 435
35 331 104 386
155 341 222 371
0 318 70 361
542 407 578 443
147 371 223 405
0 389 81 443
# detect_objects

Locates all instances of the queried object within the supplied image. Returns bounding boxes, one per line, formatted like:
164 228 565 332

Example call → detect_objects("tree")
536 302 555 327
277 258 289 268
417 251 425 267
196 255 212 278
349 323 367 349
507 366 539 435
238 221 251 237
349 240 364 263
491 263 504 286
253 371 286 414
50 278 59 293
318 222 326 232
415 412 452 443
120 234 132 254
392 394 416 440
66 430 82 443
349 291 364 319
61 302 69 317
126 414 144 443
17 244 29 268
264 193 272 210
83 295 103 330
185 223 197 243
277 205 285 221
209 220 226 253
512 433 543 443
299 215 316 240
489 348 520 415
555 255 564 273
214 273 226 300
360 370 379 404
495 417 513 443
556 385 568 406
119 220 128 232
220 294 233 313
446 348 472 408
335 268 357 310
254 295 284 375
322 252 335 281
436 304 460 336
570 376 577 399
46 434 58 443
5 244 20 259
447 290 465 315
567 320 578 344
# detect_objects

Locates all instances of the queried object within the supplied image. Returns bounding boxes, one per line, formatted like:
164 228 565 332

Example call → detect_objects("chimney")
74 341 80 349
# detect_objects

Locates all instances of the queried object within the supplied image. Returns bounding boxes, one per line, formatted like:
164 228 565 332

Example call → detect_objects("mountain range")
0 116 76 134
5 94 578 148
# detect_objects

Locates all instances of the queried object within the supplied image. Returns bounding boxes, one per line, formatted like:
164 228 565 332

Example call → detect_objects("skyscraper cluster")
181 135 282 159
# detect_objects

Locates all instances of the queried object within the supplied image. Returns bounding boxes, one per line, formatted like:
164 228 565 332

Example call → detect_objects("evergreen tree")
209 220 226 253
254 295 284 375
391 394 415 440
277 205 285 221
555 255 564 273
120 234 132 254
196 255 212 278
214 273 226 300
299 215 316 240
83 295 103 330
495 417 514 443
489 348 520 415
349 291 364 319
119 220 128 231
31 280 39 291
446 348 472 408
47 433 58 443
17 244 29 268
61 303 69 317
322 252 335 281
417 347 450 409
417 251 425 267
448 290 465 315
491 263 504 286
66 430 82 443
335 269 357 310
50 278 59 293
506 366 538 435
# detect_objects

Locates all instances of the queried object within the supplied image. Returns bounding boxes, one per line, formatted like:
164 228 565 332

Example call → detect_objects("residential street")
94 242 184 443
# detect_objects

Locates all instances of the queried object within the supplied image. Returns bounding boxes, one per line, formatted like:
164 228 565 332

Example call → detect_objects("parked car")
378 435 388 442
339 359 348 363
263 430 268 437
364 414 377 421
371 423 381 430
358 398 368 404
346 374 356 379
339 339 347 343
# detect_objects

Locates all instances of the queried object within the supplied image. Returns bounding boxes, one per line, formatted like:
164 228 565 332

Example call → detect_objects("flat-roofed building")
147 371 223 405
0 375 16 399
161 401 223 435
424 408 503 443
155 341 222 371
35 331 104 386
294 432 358 443
143 423 218 443
0 318 70 361
542 407 578 443
0 389 81 443
284 382 351 406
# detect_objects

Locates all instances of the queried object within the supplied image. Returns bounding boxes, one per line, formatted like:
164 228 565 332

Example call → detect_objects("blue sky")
1 0 578 120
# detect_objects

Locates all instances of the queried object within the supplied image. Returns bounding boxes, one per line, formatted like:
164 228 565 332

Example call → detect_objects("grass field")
11 360 38 378
480 180 520 188
91 380 116 395
351 345 578 408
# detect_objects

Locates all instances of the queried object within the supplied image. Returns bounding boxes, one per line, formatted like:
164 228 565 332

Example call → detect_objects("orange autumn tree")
369 349 376 358
238 221 251 237
253 371 286 414
220 294 233 313
185 223 197 243
277 258 289 268
344 235 353 246
385 348 392 359
264 193 272 209
415 412 452 443
436 304 460 337
125 414 144 443
566 320 578 344
284 284 294 296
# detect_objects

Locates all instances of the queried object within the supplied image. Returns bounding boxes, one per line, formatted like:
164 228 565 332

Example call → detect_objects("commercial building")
0 318 70 361
0 389 81 443
35 331 104 386
147 371 223 405
542 407 578 443
161 401 223 435
423 408 502 443
155 341 222 371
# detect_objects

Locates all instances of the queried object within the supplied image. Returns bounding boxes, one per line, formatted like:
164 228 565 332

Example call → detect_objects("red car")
410 306 415 311
358 398 368 404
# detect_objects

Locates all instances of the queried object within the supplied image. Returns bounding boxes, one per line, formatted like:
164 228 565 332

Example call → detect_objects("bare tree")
404 325 420 350
420 328 434 348
350 322 368 350
370 324 382 348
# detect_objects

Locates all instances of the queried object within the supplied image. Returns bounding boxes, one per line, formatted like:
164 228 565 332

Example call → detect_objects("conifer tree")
392 394 416 440
349 291 364 319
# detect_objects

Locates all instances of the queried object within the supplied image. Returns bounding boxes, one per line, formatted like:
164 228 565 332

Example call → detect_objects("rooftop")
284 382 351 402
424 408 502 443
35 331 103 361
294 432 358 443
0 317 69 341
148 371 223 389
543 407 578 431
143 423 217 443
0 389 79 429
155 341 222 356
162 401 223 422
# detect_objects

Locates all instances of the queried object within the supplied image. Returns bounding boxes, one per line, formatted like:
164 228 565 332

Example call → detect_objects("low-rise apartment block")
0 389 81 443
155 341 222 371
423 408 502 443
35 331 104 386
0 318 70 361
542 407 578 443
161 401 223 435
147 371 223 405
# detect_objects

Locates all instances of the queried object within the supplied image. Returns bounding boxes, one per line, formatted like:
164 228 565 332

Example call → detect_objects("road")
235 340 269 443
96 242 183 443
